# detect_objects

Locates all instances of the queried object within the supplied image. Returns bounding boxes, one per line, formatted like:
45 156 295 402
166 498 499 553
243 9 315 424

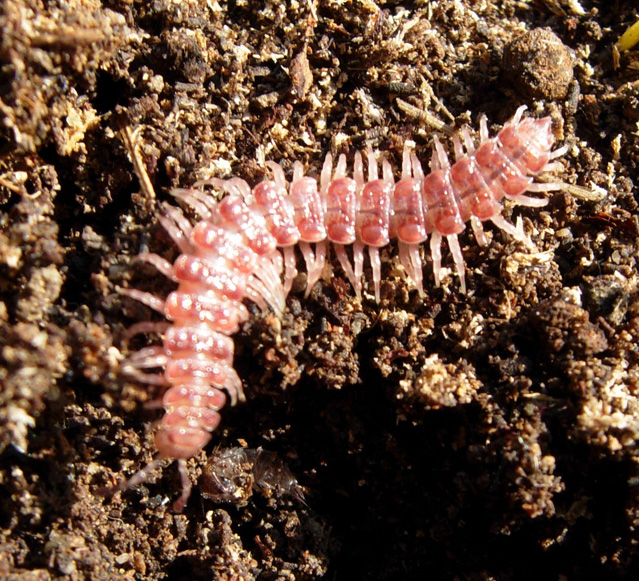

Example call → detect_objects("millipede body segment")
118 106 566 510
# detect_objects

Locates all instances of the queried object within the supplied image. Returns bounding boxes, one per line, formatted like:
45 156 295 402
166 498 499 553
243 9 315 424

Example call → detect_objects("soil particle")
502 27 575 100
529 296 608 357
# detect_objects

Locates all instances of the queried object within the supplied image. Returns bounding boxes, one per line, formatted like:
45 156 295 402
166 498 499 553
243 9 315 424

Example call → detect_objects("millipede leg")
447 234 467 294
430 231 443 288
172 459 192 513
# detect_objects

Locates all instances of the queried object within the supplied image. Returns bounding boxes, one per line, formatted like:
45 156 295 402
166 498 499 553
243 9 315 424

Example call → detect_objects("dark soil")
1 1 639 579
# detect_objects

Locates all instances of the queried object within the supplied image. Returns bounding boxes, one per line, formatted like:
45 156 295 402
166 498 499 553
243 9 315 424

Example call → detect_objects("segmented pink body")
118 107 566 510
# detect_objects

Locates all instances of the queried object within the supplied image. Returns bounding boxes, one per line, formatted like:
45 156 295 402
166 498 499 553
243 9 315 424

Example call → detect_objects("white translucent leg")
251 254 285 313
120 457 164 492
471 216 488 246
398 243 414 285
248 272 283 316
382 158 393 183
292 161 304 183
334 244 357 294
320 154 333 193
352 240 365 299
510 193 551 206
408 244 424 297
402 144 412 179
368 246 382 302
540 162 561 173
398 242 424 296
244 285 267 311
511 105 527 124
354 152 365 189
197 177 247 200
122 321 170 341
158 206 193 254
461 127 476 154
432 136 451 170
490 214 534 248
549 144 569 159
171 189 212 220
136 253 175 279
121 367 166 386
228 178 252 198
300 241 327 297
334 154 347 179
479 115 489 143
262 252 283 282
219 179 244 196
411 153 425 179
118 456 192 513
121 344 168 391
198 188 223 213
282 246 297 297
213 367 244 405
172 459 192 512
123 345 167 368
117 286 165 314
523 183 561 193
430 231 443 287
452 135 465 161
266 161 287 190
446 234 466 293
367 149 379 181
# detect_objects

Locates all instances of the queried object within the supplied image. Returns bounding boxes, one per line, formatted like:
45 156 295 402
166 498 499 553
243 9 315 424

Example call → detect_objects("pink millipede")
116 105 567 511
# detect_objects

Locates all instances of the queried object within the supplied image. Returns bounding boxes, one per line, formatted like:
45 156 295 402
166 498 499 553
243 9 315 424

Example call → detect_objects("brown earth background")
1 0 639 579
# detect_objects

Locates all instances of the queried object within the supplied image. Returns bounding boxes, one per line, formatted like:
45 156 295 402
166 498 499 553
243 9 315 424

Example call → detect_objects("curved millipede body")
117 106 567 510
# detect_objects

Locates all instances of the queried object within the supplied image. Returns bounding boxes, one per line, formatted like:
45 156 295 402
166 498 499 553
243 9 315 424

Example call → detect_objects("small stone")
502 28 574 100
